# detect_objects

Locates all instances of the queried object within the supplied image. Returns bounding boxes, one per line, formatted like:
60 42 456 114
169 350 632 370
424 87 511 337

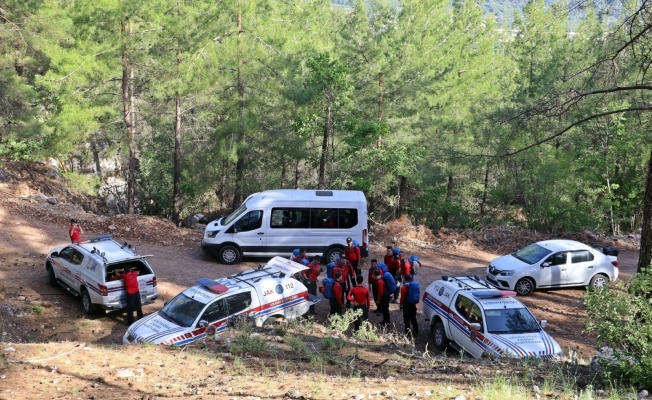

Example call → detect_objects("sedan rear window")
513 244 552 265
485 308 541 334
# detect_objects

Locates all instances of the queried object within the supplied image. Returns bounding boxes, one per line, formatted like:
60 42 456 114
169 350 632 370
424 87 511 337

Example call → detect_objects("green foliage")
327 308 362 333
0 138 44 161
584 268 652 386
32 304 44 315
61 171 100 196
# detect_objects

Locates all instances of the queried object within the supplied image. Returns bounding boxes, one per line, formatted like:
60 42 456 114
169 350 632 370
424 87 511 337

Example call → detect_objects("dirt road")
0 194 639 361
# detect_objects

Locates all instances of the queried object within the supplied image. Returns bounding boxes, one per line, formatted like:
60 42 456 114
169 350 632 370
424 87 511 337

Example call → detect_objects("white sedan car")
486 240 619 295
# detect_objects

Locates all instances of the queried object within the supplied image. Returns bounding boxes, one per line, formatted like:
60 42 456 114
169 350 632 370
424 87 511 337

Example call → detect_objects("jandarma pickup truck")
46 235 158 315
422 275 564 360
124 256 320 346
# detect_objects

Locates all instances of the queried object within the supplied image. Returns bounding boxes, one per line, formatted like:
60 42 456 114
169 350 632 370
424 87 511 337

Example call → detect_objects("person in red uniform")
375 270 390 326
338 258 355 306
343 237 361 276
116 266 143 325
291 248 309 263
383 247 393 269
367 259 380 312
302 255 322 314
399 251 412 278
330 272 344 317
399 274 419 337
68 219 84 243
347 275 370 331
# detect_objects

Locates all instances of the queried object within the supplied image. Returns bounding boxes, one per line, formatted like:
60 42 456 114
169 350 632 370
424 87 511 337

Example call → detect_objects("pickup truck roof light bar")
442 275 495 291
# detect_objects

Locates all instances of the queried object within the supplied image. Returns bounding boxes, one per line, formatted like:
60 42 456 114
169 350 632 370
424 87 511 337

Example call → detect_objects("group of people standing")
292 240 421 337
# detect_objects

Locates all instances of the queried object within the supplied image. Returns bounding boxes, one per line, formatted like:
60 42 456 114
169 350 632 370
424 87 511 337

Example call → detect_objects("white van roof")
246 190 366 204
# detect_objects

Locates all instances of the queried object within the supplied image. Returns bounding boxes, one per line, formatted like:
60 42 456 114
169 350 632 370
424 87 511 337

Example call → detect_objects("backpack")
408 255 421 275
290 248 300 261
382 271 397 293
326 262 336 279
392 247 401 257
406 281 420 304
377 262 388 273
321 277 335 299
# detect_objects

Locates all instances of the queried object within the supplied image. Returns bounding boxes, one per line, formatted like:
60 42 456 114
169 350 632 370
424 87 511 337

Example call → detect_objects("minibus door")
230 209 266 256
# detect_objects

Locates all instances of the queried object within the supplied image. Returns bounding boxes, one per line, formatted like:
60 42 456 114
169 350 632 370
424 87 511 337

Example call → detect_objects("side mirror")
540 320 548 329
50 251 59 258
541 262 550 268
469 322 482 332
198 319 208 328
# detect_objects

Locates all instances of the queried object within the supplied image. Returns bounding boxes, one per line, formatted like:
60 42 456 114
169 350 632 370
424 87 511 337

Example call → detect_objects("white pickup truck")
423 276 564 360
46 235 158 314
123 256 321 346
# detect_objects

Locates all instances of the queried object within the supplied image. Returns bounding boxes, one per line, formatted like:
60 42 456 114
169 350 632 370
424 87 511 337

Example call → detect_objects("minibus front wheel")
219 245 241 265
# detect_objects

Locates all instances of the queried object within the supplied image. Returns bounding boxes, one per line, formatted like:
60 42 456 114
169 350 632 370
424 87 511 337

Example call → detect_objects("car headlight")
206 230 220 238
499 270 515 276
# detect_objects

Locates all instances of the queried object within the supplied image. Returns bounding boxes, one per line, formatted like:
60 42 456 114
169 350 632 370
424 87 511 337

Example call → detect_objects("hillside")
0 160 645 399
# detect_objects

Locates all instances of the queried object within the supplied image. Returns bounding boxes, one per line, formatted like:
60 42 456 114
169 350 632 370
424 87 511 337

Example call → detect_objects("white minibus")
201 190 369 264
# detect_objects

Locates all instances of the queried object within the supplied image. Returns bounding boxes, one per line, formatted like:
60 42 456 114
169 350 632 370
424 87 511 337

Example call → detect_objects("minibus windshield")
221 202 247 226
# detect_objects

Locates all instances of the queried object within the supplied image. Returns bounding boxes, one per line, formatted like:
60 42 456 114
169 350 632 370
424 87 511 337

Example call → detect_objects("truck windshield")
512 244 552 264
159 293 205 328
484 308 541 334
221 202 247 226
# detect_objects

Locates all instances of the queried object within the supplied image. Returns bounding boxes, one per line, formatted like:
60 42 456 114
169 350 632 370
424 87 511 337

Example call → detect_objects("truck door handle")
588 266 594 269
561 268 566 271
257 232 265 235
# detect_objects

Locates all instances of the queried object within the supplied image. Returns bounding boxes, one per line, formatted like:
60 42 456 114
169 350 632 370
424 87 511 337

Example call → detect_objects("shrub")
327 308 362 333
584 267 652 386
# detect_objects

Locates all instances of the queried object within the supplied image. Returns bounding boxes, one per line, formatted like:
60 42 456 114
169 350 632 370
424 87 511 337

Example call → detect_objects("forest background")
2 0 652 270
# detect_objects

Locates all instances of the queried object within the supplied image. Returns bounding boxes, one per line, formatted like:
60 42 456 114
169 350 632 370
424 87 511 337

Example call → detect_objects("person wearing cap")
343 237 361 277
116 266 143 325
347 275 370 331
68 219 84 243
302 255 322 314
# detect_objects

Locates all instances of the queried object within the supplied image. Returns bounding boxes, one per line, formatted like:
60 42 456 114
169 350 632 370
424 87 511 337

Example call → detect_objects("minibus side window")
339 209 358 228
270 208 310 228
233 210 263 232
311 208 338 229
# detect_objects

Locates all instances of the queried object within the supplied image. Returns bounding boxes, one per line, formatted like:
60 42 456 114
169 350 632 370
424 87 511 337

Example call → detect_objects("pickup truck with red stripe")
46 235 158 315
123 256 320 346
423 276 564 360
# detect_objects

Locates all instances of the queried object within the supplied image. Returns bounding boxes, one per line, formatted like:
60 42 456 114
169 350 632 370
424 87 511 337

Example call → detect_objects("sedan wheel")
589 274 609 290
515 278 534 295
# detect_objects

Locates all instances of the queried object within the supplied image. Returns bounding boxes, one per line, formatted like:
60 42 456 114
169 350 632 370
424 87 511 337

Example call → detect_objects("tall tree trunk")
398 175 407 216
127 20 137 214
318 99 332 189
294 159 300 189
480 166 489 215
171 3 182 223
121 17 136 215
443 175 454 225
232 11 246 209
377 71 383 148
280 157 286 189
637 149 652 273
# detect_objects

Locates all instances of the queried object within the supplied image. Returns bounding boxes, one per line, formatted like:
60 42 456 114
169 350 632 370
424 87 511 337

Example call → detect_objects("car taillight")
612 261 619 268
153 276 158 286
98 284 108 296
362 229 368 248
